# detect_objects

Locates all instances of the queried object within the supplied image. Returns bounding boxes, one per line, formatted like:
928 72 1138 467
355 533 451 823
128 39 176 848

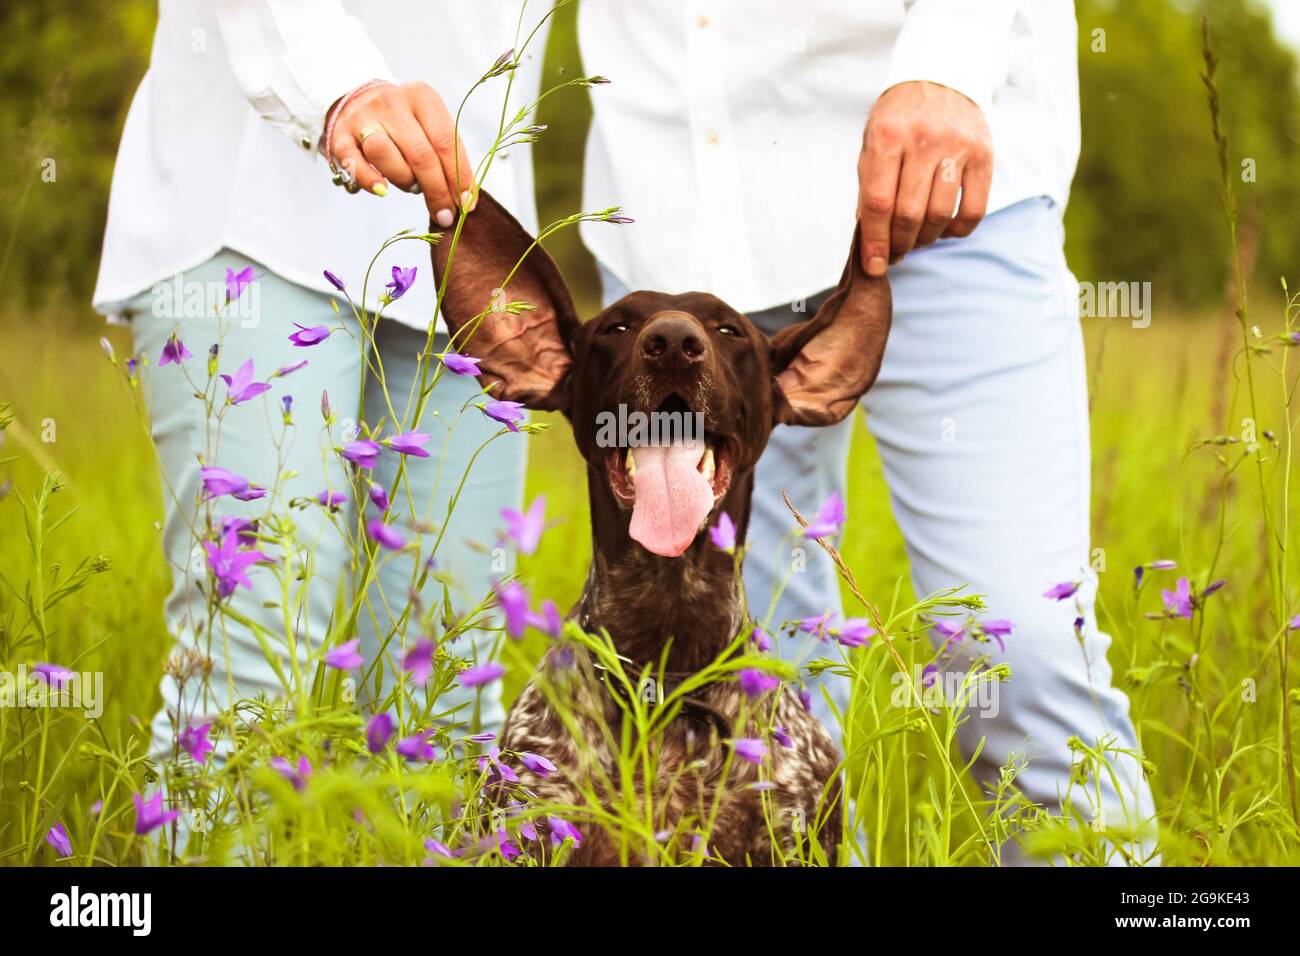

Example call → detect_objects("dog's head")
431 192 890 558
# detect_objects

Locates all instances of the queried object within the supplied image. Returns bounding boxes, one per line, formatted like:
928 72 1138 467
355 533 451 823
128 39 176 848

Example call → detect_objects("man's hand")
330 81 475 227
857 80 993 276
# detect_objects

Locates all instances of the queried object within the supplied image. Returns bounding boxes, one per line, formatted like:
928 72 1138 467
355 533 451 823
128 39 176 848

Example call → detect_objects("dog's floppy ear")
430 190 578 411
768 223 891 427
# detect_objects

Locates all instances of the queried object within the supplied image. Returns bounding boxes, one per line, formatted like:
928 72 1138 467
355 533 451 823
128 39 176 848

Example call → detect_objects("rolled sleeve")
216 0 396 150
884 0 1018 115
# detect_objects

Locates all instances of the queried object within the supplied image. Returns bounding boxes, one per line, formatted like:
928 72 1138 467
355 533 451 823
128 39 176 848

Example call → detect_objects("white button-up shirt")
95 1 1080 328
93 0 544 329
578 0 1080 312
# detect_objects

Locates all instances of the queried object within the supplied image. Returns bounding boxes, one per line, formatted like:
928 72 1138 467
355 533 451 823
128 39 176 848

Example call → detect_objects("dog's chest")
499 674 839 865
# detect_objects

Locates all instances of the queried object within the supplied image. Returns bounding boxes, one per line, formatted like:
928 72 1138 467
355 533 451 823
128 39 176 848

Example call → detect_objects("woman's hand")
329 81 475 226
857 80 993 276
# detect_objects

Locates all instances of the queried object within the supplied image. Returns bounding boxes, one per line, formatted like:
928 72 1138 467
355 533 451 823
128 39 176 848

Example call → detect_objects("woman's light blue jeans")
128 250 524 762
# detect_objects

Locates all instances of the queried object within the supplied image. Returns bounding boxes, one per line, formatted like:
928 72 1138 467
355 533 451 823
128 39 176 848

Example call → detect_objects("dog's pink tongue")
629 441 713 557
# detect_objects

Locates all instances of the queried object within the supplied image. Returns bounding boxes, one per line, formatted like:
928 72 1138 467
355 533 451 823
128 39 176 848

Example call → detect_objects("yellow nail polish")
372 182 388 197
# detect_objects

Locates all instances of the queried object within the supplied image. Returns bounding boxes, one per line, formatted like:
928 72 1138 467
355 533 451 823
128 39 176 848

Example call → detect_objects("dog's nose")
639 312 708 369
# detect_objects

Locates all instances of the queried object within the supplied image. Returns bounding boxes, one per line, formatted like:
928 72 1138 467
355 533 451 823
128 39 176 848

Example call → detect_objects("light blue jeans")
599 198 1157 860
129 250 524 761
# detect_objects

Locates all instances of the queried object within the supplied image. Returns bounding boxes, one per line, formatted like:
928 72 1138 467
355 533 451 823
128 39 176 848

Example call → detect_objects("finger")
857 128 902 277
359 123 417 195
332 134 386 195
915 160 961 248
409 86 476 212
888 153 933 263
943 154 992 239
380 108 456 226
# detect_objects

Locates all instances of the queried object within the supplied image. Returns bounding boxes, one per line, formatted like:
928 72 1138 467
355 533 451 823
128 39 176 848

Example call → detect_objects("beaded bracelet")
322 78 391 193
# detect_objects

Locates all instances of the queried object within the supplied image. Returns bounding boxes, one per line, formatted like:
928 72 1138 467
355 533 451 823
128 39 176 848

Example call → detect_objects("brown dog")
430 193 890 865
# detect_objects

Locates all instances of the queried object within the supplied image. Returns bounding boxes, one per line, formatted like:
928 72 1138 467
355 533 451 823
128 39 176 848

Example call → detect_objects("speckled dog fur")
430 192 891 867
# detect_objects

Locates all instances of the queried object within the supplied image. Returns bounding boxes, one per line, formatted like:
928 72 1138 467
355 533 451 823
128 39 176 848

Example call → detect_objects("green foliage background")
0 0 1297 315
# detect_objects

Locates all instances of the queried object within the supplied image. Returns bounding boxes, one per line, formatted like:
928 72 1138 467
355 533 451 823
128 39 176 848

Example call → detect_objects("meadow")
2 2 1299 866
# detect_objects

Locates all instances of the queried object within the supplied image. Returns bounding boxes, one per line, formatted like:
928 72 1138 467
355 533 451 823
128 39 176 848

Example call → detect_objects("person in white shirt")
97 0 1154 861
94 1 546 762
579 0 1154 862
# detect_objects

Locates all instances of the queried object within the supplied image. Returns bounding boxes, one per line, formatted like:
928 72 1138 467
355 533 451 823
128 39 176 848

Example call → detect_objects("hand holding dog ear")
857 80 993 276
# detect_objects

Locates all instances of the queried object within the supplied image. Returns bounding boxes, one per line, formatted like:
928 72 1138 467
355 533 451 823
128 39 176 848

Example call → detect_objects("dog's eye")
717 324 740 336
603 321 629 335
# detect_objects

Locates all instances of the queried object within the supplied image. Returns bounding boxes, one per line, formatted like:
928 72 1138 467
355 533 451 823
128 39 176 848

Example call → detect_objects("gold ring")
357 123 387 145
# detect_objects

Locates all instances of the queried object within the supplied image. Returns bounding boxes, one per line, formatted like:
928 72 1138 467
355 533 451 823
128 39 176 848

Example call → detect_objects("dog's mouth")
603 396 735 558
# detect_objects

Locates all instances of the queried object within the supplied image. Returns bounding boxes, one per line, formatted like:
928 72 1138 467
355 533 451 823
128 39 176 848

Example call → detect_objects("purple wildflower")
772 726 793 748
495 580 530 639
289 323 332 347
46 822 73 858
203 527 270 598
367 713 394 753
479 747 519 784
836 618 876 648
1203 579 1226 597
32 663 75 688
501 496 546 555
738 668 780 698
803 492 846 539
133 791 181 835
323 270 345 292
732 738 767 764
275 359 309 378
179 722 215 764
225 265 254 302
1162 577 1193 619
220 358 272 405
1043 580 1081 601
159 333 192 366
481 399 525 432
526 599 563 638
387 431 431 458
424 838 455 860
385 265 417 301
979 618 1013 651
326 639 363 671
367 520 406 551
317 489 347 511
367 482 390 513
201 466 250 499
751 626 771 652
921 663 940 688
932 619 965 646
342 439 383 468
271 755 312 791
519 752 557 777
709 512 737 553
798 611 836 641
440 352 481 376
548 816 583 848
397 730 437 762
402 637 436 687
459 662 505 688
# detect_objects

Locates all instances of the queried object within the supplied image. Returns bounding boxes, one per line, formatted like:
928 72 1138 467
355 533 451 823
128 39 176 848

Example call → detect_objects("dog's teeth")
625 449 636 477
699 446 715 482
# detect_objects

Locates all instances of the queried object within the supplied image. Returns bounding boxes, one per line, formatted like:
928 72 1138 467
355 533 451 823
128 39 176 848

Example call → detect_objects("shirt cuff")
217 1 396 153
883 0 1018 116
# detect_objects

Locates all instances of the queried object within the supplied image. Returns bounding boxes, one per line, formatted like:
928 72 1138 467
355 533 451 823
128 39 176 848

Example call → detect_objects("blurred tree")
0 1 154 310
1068 0 1300 309
0 1 1296 317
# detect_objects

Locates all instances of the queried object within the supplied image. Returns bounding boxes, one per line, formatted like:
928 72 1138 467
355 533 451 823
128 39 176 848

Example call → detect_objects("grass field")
3 288 1299 864
2 2 1299 866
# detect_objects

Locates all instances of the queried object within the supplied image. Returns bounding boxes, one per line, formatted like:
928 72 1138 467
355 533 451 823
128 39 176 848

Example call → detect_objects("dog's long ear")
768 223 891 426
430 190 579 411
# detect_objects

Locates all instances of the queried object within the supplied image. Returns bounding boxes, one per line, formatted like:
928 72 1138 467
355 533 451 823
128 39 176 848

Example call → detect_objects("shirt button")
696 14 710 28
299 137 313 151
706 132 720 146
